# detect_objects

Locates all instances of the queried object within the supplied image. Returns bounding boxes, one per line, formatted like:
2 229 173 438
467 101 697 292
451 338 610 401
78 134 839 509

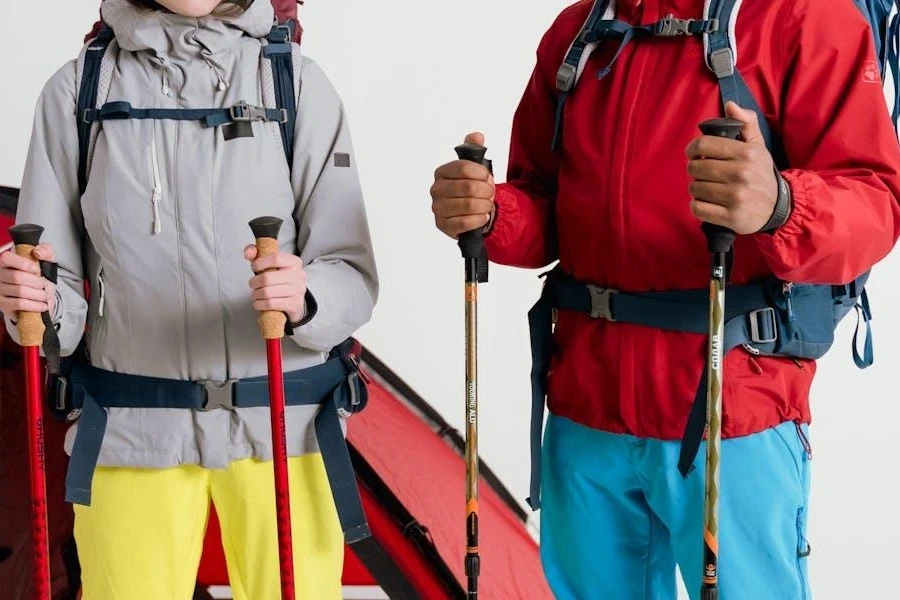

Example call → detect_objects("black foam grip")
8 223 44 247
248 216 283 240
697 119 743 253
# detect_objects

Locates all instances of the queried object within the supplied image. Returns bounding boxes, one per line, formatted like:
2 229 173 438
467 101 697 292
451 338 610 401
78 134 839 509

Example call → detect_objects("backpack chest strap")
82 100 288 128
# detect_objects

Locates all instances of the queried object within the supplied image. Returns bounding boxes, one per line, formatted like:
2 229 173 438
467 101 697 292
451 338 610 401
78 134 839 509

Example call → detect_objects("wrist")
758 168 792 234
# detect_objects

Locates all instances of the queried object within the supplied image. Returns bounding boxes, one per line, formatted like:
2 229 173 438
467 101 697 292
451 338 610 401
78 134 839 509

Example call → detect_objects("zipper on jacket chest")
147 131 163 235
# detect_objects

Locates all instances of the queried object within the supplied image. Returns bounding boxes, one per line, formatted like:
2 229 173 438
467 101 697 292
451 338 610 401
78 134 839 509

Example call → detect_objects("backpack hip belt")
58 338 371 544
524 265 872 511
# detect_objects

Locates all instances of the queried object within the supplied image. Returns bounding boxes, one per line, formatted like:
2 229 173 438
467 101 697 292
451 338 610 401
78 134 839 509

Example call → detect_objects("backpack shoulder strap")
75 26 117 195
260 22 299 172
551 0 613 150
703 0 784 165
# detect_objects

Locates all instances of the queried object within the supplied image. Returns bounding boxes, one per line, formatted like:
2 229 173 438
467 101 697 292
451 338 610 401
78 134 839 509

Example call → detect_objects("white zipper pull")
98 270 106 317
149 135 163 234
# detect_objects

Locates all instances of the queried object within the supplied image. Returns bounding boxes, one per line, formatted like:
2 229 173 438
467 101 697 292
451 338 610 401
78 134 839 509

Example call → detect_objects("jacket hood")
100 0 276 58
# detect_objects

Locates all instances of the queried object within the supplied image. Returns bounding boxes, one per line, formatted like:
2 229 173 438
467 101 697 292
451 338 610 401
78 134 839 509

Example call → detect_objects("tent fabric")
0 185 550 598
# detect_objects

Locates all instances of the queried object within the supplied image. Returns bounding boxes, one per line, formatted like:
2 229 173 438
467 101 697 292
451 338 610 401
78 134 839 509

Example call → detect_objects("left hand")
244 246 307 324
685 101 778 235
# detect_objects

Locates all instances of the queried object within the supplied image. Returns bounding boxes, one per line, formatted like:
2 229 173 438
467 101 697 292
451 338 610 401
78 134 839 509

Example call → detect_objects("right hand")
430 132 496 239
0 244 56 317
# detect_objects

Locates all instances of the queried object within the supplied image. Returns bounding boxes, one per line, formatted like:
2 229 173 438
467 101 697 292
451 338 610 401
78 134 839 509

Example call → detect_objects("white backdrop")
1 1 899 598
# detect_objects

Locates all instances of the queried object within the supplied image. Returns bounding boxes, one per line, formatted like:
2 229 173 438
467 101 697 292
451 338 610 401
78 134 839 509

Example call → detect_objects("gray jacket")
6 0 378 470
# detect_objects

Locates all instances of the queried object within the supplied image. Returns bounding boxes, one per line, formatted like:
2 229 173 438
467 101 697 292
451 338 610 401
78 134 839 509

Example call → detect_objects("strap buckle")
199 380 237 411
587 285 617 321
556 63 577 93
655 14 692 36
229 101 276 123
748 307 778 344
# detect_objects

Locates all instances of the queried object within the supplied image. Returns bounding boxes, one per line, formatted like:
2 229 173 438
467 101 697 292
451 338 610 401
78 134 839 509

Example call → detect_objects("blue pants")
540 415 812 600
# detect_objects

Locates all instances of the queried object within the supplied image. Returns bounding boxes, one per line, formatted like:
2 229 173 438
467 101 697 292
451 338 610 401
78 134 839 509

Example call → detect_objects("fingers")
0 282 50 303
252 296 302 314
687 159 755 185
250 252 302 275
248 266 305 291
0 265 47 289
0 250 43 276
0 297 50 315
689 198 731 228
685 135 749 161
436 214 493 238
433 160 492 183
464 131 485 146
250 282 299 302
32 244 55 262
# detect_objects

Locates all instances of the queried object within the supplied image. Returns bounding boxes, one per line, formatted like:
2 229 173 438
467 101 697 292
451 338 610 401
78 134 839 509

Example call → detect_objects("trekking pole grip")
454 143 492 260
8 224 46 347
698 118 743 254
249 216 287 341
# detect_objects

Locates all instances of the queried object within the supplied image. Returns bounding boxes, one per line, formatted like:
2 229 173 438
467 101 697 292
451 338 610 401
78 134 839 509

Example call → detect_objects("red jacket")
485 0 900 441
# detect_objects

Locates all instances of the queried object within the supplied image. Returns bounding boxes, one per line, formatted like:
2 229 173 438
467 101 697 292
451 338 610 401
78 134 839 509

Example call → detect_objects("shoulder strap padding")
75 28 117 194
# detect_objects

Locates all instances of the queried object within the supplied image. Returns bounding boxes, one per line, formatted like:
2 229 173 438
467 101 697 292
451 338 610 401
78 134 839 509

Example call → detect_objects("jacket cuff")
753 170 810 258
483 184 518 250
284 289 318 336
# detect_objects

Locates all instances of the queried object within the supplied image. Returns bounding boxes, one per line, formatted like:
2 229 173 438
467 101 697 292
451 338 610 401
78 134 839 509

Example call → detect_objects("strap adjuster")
709 48 735 78
556 64 577 93
748 307 778 344
587 285 617 321
199 380 237 411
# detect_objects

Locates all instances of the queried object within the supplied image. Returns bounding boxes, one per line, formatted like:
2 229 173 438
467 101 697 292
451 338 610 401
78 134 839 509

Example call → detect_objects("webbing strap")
525 267 776 508
852 290 874 368
83 101 287 128
63 358 371 543
77 27 114 194
39 261 61 376
704 0 786 166
265 24 297 167
552 0 611 151
888 12 900 133
552 8 719 150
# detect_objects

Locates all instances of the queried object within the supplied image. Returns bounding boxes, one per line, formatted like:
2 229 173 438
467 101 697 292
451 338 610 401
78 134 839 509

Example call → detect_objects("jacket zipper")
97 268 106 317
783 282 795 321
148 132 163 235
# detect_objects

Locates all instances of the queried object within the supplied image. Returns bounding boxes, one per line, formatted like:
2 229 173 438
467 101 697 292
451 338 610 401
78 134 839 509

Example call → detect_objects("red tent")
0 186 551 599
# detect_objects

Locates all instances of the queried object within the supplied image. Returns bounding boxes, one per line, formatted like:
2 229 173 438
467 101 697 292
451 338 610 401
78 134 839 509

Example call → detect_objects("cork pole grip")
9 224 46 347
249 217 287 340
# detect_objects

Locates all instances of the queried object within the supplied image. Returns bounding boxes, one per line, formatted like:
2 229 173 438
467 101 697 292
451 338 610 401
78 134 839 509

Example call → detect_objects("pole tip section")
8 223 44 247
248 216 283 240
455 143 488 164
699 118 743 140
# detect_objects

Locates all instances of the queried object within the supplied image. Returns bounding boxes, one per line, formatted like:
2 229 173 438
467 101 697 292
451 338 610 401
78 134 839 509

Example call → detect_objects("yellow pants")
73 455 343 600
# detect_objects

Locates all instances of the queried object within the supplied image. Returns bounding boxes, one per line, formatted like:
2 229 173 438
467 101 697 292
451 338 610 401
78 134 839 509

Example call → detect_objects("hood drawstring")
161 69 172 97
203 55 229 92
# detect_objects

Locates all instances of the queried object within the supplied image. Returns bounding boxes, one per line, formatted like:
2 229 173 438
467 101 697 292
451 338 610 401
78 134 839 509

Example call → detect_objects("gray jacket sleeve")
4 61 88 356
287 57 379 352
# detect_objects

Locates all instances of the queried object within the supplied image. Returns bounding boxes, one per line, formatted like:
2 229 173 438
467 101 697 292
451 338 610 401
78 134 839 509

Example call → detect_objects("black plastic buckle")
799 542 812 558
748 307 778 344
556 63 577 93
199 380 236 411
587 285 617 321
269 24 292 44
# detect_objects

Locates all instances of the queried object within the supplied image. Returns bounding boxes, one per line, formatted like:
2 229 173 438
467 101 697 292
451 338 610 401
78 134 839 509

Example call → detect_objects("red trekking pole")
8 223 52 600
249 216 295 600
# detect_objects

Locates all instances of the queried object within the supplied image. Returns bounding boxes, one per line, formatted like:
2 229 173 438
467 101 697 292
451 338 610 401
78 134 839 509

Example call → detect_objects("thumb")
243 244 257 261
724 101 765 145
464 131 485 146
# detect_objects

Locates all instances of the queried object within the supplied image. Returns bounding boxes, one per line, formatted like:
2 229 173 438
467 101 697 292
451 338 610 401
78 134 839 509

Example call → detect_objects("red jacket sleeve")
484 26 564 269
752 0 900 284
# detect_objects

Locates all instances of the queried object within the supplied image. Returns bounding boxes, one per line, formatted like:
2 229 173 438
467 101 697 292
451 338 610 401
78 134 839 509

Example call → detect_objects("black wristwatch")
759 169 793 234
